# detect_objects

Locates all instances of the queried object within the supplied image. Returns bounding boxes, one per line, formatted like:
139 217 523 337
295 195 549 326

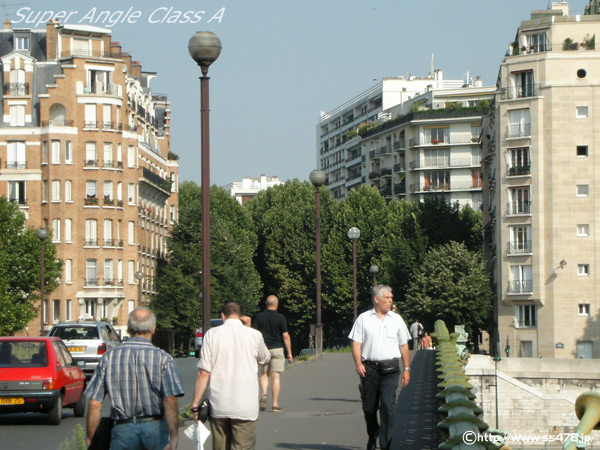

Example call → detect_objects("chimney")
131 61 142 80
475 76 483 88
46 21 58 60
4 19 11 30
110 41 122 58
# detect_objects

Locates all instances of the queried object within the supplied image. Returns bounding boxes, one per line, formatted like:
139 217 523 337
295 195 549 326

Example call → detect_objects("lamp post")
36 228 48 336
188 31 222 336
309 169 326 358
493 355 501 429
369 265 379 287
135 271 144 306
348 227 360 321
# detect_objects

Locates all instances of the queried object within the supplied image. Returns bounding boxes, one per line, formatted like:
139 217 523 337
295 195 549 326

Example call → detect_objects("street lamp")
309 169 326 358
188 31 222 336
348 227 360 320
36 228 48 336
135 271 144 306
369 265 379 287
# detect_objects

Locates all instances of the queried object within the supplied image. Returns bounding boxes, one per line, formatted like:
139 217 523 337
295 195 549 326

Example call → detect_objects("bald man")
253 295 293 412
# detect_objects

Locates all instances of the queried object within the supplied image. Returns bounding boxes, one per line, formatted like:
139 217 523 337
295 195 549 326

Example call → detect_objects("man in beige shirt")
191 302 270 449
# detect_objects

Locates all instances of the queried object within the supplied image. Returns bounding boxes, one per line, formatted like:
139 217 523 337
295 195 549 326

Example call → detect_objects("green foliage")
404 241 491 341
0 198 62 335
151 182 262 346
59 424 86 450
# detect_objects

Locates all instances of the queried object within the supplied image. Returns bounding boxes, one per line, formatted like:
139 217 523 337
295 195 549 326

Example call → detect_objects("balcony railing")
369 149 380 160
380 145 392 156
84 197 99 206
84 239 98 246
506 123 531 138
84 159 99 168
393 163 405 173
507 279 533 294
507 165 531 176
9 197 27 205
508 240 532 254
142 167 172 192
4 82 29 95
507 201 532 215
84 121 98 129
394 183 406 195
41 120 74 127
368 171 381 180
5 161 27 169
410 181 481 193
84 278 124 287
381 168 392 177
83 83 119 96
393 140 406 150
499 84 540 100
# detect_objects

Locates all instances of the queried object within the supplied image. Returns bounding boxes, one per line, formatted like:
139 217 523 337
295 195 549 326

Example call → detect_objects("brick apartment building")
0 20 179 335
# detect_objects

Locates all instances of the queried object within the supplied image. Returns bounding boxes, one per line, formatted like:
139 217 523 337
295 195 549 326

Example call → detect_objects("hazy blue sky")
6 1 582 186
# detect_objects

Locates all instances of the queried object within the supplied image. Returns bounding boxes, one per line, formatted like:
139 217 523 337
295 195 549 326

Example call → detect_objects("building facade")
483 1 600 358
223 174 282 204
0 21 178 335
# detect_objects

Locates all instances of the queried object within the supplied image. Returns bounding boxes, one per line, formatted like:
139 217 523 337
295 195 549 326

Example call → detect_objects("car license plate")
68 347 85 352
0 398 24 405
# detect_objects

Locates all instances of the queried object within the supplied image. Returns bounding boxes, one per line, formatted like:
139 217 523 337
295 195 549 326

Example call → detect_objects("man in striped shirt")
85 307 184 450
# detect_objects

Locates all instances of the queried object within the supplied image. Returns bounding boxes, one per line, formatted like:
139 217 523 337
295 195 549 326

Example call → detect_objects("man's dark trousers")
361 364 399 450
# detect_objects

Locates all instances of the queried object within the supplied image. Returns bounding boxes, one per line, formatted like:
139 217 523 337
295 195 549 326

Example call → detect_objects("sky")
4 0 586 186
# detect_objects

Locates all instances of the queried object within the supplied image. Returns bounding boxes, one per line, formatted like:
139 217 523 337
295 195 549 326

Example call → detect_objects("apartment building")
0 21 178 335
483 1 600 358
223 174 282 204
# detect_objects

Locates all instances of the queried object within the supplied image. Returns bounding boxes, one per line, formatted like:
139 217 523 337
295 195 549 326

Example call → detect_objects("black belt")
115 415 163 425
363 359 397 368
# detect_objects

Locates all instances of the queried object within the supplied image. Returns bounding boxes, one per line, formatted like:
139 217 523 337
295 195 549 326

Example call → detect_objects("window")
84 104 96 128
51 180 61 202
578 264 590 276
104 142 113 167
128 146 136 168
507 109 531 138
104 181 113 204
509 265 532 293
53 300 60 323
424 148 450 168
117 260 123 286
577 184 589 197
7 141 26 169
508 187 531 215
65 259 72 283
576 106 589 119
73 38 90 56
128 183 136 204
128 221 135 244
527 32 547 52
128 300 135 313
104 219 113 246
86 260 98 285
43 300 48 324
509 226 532 254
9 105 25 126
577 224 590 237
103 105 112 129
51 218 60 243
65 180 72 202
577 341 593 359
425 127 449 144
43 180 48 203
510 70 535 98
88 69 112 94
84 299 96 318
65 219 72 243
15 36 29 50
577 145 588 157
128 261 135 284
86 180 97 198
51 140 60 164
507 147 531 175
117 220 122 246
85 142 97 166
43 141 48 164
65 141 73 164
104 259 114 285
85 219 98 246
7 180 26 204
423 171 450 191
579 303 591 316
66 300 72 321
520 340 533 358
9 68 26 95
515 304 537 327
117 144 122 167
117 182 122 204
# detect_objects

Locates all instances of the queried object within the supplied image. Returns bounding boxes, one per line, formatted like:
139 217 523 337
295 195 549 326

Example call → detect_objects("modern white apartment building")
483 1 600 358
223 174 282 204
317 69 490 201
0 21 178 335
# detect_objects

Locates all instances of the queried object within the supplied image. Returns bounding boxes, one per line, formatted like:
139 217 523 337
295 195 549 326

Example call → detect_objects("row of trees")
151 181 491 353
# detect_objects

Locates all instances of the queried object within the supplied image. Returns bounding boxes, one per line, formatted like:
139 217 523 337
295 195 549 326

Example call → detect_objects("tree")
151 182 262 351
403 241 491 345
0 198 61 335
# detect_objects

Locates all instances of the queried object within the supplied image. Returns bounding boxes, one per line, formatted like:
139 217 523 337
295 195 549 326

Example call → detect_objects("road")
0 356 199 450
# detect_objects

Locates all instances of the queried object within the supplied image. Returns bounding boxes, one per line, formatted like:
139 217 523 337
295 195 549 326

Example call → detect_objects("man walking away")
85 307 184 450
410 319 423 350
192 302 270 450
253 295 293 412
349 285 411 450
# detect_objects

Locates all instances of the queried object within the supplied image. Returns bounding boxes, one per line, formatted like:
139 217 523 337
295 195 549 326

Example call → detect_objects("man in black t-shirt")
253 295 293 412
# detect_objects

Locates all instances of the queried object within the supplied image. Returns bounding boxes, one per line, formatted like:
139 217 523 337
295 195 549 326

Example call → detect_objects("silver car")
48 321 121 376
194 318 223 357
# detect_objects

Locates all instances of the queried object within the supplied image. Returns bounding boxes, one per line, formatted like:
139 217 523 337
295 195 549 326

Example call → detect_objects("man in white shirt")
191 302 270 449
349 285 411 450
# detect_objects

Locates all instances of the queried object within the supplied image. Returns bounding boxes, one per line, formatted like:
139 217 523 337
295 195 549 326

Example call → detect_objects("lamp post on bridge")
348 227 360 321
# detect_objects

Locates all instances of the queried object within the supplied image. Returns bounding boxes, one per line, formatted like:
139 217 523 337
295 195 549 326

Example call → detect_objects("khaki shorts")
262 348 285 373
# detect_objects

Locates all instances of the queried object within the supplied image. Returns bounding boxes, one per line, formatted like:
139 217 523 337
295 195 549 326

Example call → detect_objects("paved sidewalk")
179 350 438 450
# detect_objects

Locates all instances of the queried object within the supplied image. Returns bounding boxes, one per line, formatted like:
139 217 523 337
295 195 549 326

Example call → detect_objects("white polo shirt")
348 309 411 362
198 319 271 421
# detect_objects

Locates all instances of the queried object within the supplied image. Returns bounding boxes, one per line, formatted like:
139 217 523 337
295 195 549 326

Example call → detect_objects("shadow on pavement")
273 444 362 449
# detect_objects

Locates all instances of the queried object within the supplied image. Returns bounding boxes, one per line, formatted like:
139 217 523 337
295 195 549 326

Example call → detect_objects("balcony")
9 197 27 205
4 82 29 96
369 149 380 160
506 123 531 138
508 240 532 254
41 120 74 127
380 186 392 197
84 121 98 129
507 279 533 294
103 196 114 206
84 278 124 287
380 168 392 177
82 83 119 96
84 238 98 246
5 161 27 169
84 197 99 206
507 201 531 215
368 171 381 180
393 140 406 150
394 183 406 195
393 163 405 173
507 165 531 176
499 84 540 100
84 159 99 168
380 145 392 156
142 167 172 193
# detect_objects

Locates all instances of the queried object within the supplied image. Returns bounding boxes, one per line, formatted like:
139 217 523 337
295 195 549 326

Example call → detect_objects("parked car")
48 321 121 377
194 318 224 357
0 337 86 425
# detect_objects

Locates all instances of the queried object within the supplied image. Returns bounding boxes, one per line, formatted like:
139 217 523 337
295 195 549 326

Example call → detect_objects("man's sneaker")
259 395 267 411
367 434 378 450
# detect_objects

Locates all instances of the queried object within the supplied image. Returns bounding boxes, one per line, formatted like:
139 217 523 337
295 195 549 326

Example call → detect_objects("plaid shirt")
85 337 184 420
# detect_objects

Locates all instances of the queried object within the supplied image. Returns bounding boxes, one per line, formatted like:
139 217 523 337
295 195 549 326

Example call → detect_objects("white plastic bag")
184 421 211 450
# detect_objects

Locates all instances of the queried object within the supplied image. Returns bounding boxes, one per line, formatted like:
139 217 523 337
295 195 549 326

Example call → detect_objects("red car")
0 337 86 425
